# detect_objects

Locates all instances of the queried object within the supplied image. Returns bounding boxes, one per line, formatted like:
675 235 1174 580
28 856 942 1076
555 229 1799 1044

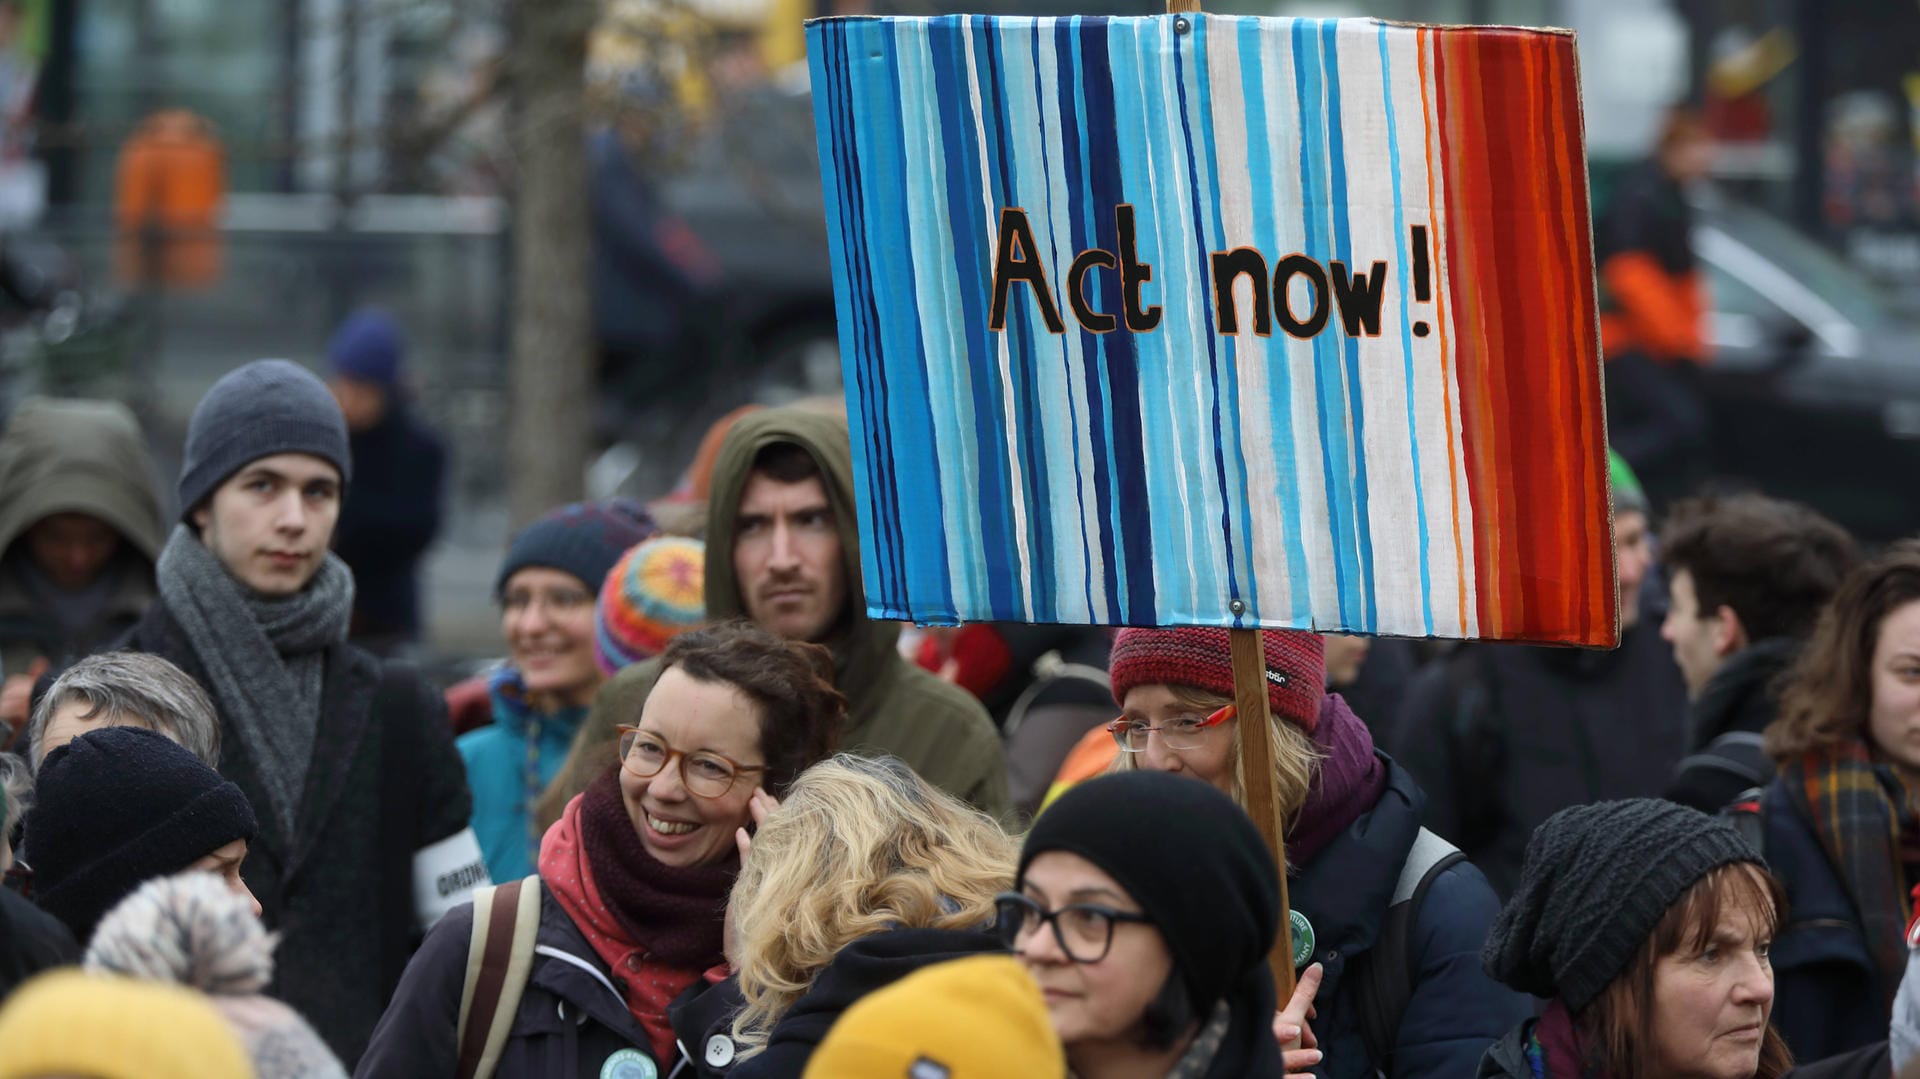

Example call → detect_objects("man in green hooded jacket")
540 406 1009 825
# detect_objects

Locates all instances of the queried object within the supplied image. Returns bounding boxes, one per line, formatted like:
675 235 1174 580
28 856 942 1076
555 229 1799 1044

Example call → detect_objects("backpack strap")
455 875 543 1079
1354 828 1466 1073
1675 732 1771 792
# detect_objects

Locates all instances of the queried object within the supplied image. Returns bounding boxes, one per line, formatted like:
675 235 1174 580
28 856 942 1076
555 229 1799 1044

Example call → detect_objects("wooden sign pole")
1229 626 1296 1000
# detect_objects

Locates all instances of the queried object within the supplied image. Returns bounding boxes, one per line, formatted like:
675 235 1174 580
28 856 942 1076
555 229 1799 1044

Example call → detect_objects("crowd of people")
1 318 1920 1079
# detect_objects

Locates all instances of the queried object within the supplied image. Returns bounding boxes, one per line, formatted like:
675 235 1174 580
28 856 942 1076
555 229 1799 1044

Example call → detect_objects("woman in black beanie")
1000 769 1287 1079
1479 798 1792 1079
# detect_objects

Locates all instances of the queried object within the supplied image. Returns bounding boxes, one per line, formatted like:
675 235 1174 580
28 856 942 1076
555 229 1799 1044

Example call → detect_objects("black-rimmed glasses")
994 891 1154 963
616 725 766 799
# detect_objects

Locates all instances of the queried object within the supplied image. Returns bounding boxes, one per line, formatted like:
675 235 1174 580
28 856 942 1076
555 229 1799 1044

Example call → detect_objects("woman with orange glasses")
359 620 843 1079
1105 627 1528 1079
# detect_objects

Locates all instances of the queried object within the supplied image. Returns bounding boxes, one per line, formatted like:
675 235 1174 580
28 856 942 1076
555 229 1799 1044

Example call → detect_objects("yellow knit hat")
803 955 1065 1079
0 969 254 1079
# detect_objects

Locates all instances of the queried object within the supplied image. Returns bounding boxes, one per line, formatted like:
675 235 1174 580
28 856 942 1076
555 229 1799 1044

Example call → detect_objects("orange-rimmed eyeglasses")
1106 703 1235 753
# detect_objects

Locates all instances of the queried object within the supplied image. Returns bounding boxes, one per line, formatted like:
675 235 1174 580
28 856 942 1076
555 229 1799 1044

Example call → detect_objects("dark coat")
1388 621 1687 898
667 926 1006 1079
1665 636 1799 813
0 883 78 997
119 601 474 1067
334 400 445 640
356 882 663 1079
1757 776 1890 1062
1291 754 1533 1079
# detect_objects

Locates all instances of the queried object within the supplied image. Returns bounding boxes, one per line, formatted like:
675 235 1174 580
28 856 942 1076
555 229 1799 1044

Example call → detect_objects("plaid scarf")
1783 742 1920 1007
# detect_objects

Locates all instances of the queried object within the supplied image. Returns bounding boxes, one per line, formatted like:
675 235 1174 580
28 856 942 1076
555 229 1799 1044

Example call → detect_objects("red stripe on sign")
1433 27 1614 647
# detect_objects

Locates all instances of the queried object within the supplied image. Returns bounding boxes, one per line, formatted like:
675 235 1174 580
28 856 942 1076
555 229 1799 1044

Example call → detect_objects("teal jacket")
457 666 588 882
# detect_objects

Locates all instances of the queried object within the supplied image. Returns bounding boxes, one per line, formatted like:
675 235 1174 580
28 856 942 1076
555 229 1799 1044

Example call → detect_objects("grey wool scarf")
156 525 354 843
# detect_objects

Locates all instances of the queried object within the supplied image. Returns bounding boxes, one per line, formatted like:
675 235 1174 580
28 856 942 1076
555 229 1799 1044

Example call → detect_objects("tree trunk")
506 0 597 529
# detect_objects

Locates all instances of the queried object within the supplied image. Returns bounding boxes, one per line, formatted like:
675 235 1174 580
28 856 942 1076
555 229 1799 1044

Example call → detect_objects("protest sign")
808 15 1616 646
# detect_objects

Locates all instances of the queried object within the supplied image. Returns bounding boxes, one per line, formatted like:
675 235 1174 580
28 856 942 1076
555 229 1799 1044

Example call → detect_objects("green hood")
702 405 901 725
0 398 166 563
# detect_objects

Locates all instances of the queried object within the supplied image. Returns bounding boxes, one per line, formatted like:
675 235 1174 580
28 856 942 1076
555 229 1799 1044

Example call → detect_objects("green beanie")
1608 451 1648 517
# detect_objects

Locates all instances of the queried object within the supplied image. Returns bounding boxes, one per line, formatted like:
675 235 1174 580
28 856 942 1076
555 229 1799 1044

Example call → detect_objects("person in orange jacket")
1599 105 1716 511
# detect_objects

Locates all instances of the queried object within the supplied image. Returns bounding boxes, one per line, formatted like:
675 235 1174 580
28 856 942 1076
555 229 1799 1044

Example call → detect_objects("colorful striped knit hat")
1107 627 1325 732
596 535 706 675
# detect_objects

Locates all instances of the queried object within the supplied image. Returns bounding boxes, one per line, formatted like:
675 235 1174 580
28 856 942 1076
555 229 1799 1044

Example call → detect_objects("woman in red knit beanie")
1105 626 1527 1078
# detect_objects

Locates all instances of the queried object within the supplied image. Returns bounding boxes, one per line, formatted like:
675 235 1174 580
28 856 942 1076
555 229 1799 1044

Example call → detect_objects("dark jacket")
333 400 445 641
1389 622 1687 898
119 601 474 1067
1292 754 1532 1079
668 926 1005 1078
1756 776 1890 1061
0 883 78 997
356 882 661 1079
1665 636 1798 813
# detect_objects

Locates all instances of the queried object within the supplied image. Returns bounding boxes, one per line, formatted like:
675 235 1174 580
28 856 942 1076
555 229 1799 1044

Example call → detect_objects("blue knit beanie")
496 499 656 599
327 308 405 388
177 359 351 522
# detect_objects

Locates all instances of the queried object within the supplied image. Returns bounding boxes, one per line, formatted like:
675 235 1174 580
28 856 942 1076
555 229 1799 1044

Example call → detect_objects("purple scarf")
1285 694 1388 866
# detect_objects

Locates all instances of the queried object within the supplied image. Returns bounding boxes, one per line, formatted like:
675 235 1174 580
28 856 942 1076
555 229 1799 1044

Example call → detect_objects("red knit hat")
1108 627 1325 732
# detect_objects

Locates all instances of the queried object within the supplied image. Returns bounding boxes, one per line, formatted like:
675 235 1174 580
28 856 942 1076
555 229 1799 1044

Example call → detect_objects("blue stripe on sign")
1090 20 1156 624
932 18 1019 621
1179 16 1257 625
1293 19 1356 626
1379 22 1435 635
1238 19 1312 624
867 24 956 622
1320 19 1377 632
1025 21 1092 622
843 22 915 615
813 23 893 614
895 23 973 621
1052 17 1104 622
980 18 1044 622
1122 21 1196 622
923 19 991 620
998 21 1059 623
1076 18 1137 624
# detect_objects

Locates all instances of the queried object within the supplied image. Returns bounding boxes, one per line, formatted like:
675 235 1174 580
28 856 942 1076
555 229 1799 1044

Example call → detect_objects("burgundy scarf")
1285 694 1388 865
1527 1000 1609 1079
575 767 735 967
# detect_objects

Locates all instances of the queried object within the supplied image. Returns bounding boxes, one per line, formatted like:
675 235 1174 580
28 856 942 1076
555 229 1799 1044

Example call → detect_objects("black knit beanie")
24 727 258 943
1483 798 1765 1012
1019 770 1280 1014
495 498 657 599
177 359 352 520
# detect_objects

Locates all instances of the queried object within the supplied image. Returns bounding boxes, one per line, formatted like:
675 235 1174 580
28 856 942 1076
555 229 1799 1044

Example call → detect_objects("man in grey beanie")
112 358 485 1067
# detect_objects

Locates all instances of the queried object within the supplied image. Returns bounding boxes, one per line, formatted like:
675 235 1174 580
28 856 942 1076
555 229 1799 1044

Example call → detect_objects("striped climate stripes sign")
808 15 1617 646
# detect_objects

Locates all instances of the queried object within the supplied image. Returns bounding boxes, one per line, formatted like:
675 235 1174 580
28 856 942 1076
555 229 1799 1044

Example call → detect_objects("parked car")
1693 190 1920 542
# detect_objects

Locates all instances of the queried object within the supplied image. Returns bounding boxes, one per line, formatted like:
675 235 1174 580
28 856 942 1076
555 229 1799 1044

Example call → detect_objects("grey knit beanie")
178 360 351 521
1483 798 1765 1012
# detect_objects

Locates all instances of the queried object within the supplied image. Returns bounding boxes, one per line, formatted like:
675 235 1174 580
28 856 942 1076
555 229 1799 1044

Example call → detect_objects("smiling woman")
457 498 655 884
360 621 846 1079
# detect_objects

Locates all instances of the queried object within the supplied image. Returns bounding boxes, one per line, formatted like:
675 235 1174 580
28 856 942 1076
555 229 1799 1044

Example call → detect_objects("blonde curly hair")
726 754 1017 1058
